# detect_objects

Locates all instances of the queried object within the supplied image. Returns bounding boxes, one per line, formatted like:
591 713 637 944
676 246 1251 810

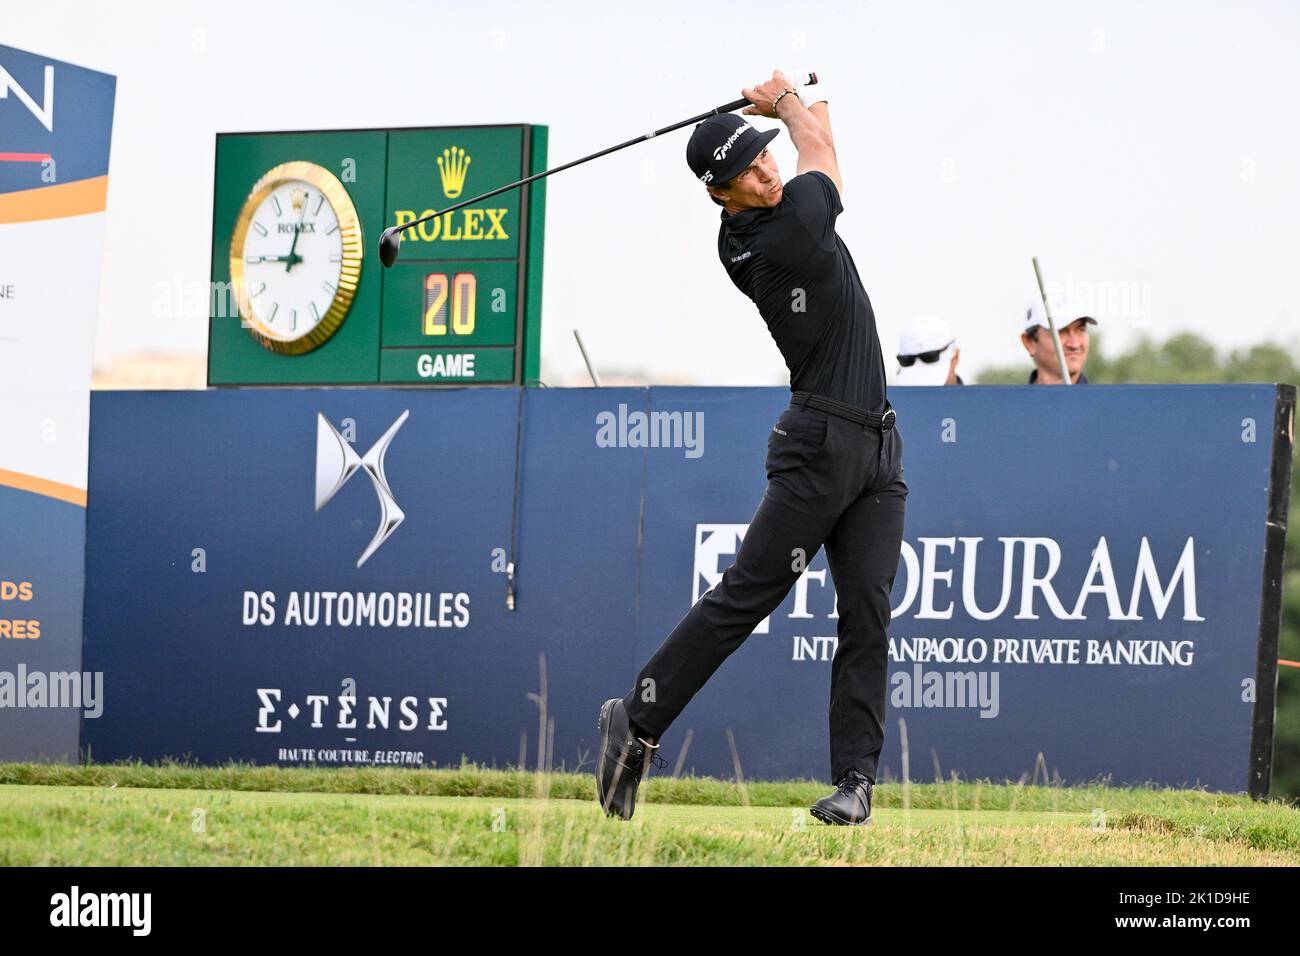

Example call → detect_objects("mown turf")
0 759 1285 812
0 763 1296 865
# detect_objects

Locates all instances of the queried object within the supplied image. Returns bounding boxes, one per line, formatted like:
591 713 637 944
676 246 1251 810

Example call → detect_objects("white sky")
8 0 1299 384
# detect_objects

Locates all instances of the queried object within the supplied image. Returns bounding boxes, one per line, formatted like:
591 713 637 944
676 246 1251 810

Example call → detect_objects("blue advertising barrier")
81 384 1293 794
0 44 116 762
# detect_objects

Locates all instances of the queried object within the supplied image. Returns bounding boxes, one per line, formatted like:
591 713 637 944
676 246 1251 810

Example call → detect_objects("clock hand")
285 191 310 273
284 228 304 272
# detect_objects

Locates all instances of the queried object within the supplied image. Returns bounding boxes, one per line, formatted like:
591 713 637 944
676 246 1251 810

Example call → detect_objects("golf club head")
379 226 402 268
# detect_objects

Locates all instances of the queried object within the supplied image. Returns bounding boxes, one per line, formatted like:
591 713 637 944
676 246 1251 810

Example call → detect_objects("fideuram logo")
315 410 410 567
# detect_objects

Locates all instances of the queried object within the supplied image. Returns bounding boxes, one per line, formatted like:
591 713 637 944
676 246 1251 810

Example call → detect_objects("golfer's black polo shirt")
717 170 887 414
1028 370 1090 384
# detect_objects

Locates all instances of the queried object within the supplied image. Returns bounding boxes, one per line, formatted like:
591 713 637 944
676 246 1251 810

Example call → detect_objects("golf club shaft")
389 75 818 238
1032 256 1072 386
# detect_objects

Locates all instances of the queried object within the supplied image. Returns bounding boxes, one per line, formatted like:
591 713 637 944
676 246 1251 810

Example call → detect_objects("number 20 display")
424 272 477 336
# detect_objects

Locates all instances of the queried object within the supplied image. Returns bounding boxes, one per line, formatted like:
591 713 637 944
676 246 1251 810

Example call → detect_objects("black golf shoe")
809 769 874 826
596 698 663 820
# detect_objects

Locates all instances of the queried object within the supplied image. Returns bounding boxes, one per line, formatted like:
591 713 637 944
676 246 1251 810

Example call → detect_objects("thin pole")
574 329 601 387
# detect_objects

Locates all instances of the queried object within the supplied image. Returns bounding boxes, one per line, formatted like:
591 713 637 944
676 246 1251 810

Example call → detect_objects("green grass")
1 762 1296 866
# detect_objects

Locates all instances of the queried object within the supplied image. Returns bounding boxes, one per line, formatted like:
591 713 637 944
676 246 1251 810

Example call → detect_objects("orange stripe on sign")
0 175 108 224
1280 659 1300 669
0 468 87 507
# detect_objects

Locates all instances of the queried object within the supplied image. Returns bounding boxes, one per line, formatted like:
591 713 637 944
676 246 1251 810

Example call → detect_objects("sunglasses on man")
896 340 955 367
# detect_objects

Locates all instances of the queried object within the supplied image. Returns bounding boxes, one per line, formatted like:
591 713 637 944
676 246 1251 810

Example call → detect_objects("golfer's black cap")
686 114 780 187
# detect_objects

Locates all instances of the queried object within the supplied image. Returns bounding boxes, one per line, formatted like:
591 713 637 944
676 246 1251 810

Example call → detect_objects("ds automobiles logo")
315 410 410 567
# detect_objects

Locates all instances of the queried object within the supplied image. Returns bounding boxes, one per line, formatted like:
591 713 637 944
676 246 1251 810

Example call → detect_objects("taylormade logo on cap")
712 125 748 161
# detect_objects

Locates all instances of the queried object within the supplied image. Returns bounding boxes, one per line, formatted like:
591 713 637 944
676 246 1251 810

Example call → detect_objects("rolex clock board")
206 125 547 387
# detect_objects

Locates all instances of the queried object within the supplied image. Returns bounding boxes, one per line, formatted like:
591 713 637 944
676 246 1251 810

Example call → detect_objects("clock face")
230 161 362 354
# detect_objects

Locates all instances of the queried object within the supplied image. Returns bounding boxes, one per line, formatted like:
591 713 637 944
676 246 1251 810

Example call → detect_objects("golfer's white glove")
790 71 830 108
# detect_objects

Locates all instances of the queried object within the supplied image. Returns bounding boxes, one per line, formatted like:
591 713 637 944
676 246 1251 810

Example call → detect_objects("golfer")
597 71 907 825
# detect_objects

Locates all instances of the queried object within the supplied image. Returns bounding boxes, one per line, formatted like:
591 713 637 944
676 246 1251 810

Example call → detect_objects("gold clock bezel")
229 160 363 356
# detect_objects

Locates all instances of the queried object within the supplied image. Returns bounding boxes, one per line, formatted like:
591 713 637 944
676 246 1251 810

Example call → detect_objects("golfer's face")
1029 319 1090 376
1057 320 1090 374
728 147 783 208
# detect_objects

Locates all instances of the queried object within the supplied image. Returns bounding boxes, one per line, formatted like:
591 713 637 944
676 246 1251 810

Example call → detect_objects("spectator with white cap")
894 315 963 386
1020 299 1097 384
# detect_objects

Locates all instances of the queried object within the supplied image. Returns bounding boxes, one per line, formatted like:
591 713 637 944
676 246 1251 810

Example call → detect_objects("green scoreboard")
207 124 547 386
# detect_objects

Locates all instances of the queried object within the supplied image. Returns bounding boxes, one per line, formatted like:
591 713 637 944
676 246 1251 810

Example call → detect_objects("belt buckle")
880 408 896 431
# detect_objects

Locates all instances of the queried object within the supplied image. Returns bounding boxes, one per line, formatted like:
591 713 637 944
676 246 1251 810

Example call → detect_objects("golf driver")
378 73 820 267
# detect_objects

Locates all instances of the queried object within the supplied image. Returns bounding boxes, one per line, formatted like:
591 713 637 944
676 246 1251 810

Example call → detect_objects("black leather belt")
792 390 896 431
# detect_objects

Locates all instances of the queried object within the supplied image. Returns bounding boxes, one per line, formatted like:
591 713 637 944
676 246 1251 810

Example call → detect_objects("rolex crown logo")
290 187 308 213
437 146 471 199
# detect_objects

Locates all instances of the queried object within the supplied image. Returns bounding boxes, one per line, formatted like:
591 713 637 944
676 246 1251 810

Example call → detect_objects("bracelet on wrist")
771 87 797 114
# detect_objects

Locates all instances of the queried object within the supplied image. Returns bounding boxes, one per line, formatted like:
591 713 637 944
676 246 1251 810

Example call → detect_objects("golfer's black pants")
623 399 907 784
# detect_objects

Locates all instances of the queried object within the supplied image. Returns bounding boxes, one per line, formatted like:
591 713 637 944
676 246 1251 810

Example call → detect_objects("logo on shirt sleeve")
726 235 751 264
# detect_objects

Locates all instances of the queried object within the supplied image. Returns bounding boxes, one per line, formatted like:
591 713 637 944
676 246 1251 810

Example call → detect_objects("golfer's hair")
706 181 729 207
